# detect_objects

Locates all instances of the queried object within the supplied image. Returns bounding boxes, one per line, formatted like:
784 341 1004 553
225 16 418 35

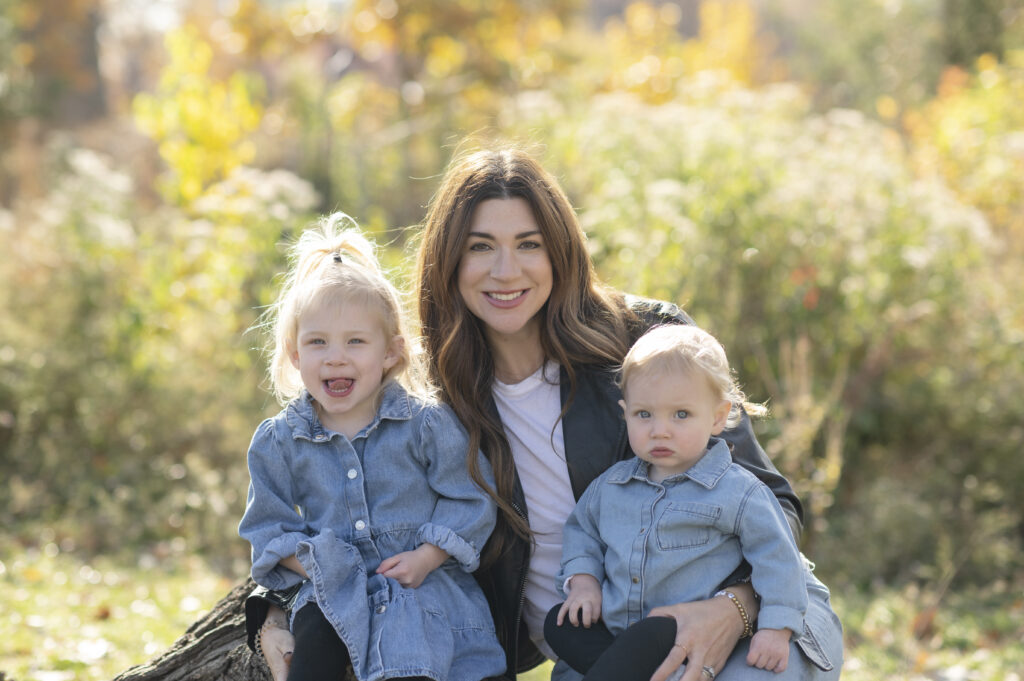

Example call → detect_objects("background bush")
1 0 1022 595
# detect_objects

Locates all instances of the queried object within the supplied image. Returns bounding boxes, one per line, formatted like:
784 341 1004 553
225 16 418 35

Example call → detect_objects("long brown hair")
415 146 634 565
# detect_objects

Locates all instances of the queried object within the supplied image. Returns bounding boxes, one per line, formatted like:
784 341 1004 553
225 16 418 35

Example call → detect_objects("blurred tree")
763 0 1024 118
0 0 107 204
5 0 107 124
0 0 32 126
763 0 944 113
133 26 264 205
905 52 1024 250
943 0 1013 66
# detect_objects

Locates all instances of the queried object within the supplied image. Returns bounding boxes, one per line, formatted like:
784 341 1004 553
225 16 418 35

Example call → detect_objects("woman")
248 146 843 681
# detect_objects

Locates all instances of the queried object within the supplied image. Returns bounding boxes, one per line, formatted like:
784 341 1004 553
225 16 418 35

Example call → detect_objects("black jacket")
245 297 804 679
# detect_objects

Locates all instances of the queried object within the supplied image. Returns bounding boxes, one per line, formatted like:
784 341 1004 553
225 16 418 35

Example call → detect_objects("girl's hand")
557 574 602 627
376 543 448 588
647 585 758 681
260 605 294 681
746 628 792 672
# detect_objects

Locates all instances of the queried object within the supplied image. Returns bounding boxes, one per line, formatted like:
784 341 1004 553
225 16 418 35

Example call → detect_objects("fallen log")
112 579 271 681
112 579 358 681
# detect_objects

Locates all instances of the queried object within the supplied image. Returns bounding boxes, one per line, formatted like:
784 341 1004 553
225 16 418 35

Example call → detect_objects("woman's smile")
486 289 529 305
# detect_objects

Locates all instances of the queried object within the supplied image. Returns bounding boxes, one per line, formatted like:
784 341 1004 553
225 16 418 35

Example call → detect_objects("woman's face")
457 197 553 343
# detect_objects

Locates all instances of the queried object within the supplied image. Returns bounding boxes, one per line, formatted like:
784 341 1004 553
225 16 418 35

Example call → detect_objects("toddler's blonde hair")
620 324 766 428
263 213 425 405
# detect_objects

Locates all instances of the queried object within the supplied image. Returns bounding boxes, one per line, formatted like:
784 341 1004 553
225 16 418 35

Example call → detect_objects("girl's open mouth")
324 378 354 397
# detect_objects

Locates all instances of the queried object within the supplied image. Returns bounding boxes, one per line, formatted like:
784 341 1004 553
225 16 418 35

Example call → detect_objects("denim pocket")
655 502 720 550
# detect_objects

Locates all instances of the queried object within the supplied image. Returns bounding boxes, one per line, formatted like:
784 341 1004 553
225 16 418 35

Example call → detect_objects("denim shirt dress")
238 381 506 681
558 437 808 637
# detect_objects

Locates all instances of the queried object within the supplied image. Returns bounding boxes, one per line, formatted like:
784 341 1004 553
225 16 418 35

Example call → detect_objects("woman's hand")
647 585 758 681
260 605 294 681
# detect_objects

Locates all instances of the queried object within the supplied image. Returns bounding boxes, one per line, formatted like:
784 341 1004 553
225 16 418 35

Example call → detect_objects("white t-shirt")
492 361 577 661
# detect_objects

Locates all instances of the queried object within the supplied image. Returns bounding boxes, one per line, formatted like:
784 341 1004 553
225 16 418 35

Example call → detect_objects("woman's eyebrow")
467 230 542 239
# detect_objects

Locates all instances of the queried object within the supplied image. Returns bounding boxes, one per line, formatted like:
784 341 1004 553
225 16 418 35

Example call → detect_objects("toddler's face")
618 367 731 481
290 300 401 438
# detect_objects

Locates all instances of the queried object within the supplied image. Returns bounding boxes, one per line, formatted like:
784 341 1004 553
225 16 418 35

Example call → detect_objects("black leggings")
288 604 431 681
544 603 678 681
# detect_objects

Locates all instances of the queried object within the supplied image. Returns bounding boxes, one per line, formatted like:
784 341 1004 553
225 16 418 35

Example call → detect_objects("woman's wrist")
714 589 754 638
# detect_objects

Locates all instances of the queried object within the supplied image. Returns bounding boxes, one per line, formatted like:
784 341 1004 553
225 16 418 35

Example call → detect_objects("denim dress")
238 381 506 681
558 437 839 676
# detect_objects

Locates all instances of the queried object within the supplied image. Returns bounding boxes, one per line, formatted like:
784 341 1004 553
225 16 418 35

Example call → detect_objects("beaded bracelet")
254 619 277 662
714 589 754 638
253 622 265 660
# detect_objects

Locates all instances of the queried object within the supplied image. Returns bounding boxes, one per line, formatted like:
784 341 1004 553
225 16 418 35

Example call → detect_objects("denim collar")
284 380 413 442
610 436 732 489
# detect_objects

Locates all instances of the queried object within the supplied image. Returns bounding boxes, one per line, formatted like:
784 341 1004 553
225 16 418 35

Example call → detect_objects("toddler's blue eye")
675 410 689 419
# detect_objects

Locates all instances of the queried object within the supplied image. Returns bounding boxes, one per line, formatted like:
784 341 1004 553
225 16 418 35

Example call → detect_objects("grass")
2 542 1022 681
0 541 235 681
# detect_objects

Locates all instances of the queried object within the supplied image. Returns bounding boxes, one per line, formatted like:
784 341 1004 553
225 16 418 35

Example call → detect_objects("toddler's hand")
557 574 602 627
746 627 792 672
376 543 448 588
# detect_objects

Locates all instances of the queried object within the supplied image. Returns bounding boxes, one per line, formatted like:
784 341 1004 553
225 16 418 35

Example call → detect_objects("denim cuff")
756 604 805 636
556 557 605 598
251 531 309 589
416 522 480 572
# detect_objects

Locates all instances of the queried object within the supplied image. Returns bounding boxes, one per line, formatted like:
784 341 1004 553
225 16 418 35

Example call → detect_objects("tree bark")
112 579 271 681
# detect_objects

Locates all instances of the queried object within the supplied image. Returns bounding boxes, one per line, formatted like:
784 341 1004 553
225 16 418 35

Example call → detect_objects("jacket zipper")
511 500 529 680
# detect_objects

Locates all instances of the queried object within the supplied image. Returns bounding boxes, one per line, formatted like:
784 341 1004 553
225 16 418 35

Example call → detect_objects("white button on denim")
376 605 387 614
355 520 366 530
347 469 358 479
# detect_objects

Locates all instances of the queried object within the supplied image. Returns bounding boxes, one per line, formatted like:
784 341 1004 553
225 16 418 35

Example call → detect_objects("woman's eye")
467 241 492 252
519 240 542 250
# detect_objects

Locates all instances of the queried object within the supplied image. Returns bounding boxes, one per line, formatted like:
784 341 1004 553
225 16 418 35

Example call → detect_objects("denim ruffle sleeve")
416 523 481 572
415 404 497 572
238 417 310 590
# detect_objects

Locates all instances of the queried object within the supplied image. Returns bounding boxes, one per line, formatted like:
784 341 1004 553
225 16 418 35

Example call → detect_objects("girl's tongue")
324 378 354 396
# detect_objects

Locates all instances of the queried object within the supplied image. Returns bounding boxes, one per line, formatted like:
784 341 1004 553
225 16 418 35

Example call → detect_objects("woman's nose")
490 248 521 279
